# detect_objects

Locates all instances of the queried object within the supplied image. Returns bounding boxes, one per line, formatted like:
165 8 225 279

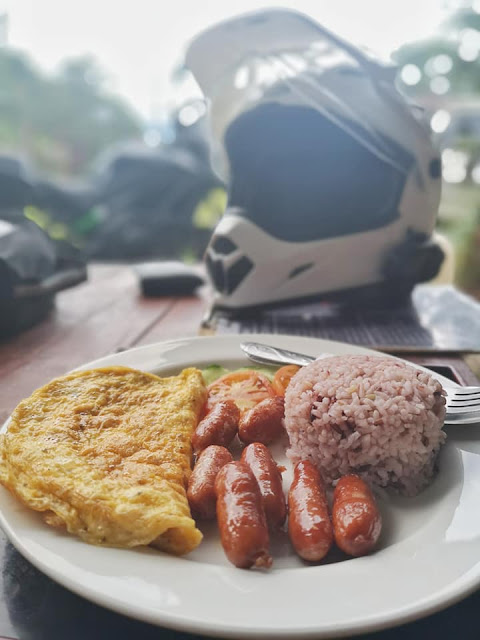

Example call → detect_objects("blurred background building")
0 0 478 296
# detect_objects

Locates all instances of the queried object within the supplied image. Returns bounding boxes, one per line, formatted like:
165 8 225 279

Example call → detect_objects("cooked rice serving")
284 354 446 496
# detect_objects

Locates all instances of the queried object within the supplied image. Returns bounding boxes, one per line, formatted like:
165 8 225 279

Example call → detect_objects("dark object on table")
0 220 86 338
135 261 205 297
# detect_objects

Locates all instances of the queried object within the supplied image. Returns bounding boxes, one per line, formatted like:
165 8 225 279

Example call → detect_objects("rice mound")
284 354 446 496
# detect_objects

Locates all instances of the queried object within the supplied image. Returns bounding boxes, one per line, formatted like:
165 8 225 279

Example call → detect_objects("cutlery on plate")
240 341 480 426
240 341 316 367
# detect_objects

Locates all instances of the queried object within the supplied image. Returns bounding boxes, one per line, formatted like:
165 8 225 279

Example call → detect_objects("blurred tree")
442 5 480 31
0 50 141 175
394 4 480 97
393 2 480 296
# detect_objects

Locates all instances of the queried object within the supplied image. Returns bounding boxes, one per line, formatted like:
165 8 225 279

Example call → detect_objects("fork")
443 386 480 424
240 341 480 426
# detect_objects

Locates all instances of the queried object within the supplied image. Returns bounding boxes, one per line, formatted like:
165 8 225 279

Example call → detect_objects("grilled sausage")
215 461 272 569
191 399 240 452
288 460 333 562
241 443 286 529
187 445 233 519
238 396 285 445
332 474 382 557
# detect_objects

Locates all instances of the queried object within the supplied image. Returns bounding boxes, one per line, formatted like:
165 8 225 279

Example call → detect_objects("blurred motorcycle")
86 131 223 260
0 100 223 264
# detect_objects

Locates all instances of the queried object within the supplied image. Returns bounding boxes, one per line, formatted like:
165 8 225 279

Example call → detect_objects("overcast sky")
1 0 447 119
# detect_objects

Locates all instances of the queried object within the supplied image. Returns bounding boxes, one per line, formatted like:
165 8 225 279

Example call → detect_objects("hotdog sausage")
332 474 382 557
187 445 233 519
238 396 285 445
241 443 286 529
215 461 272 569
288 460 333 562
191 399 240 452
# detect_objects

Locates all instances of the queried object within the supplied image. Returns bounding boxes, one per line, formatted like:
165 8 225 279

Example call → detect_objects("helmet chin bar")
205 228 445 315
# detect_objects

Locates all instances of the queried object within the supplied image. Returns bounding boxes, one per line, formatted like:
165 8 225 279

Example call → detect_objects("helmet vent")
429 158 441 179
288 263 314 279
212 235 238 255
226 255 253 293
205 253 226 292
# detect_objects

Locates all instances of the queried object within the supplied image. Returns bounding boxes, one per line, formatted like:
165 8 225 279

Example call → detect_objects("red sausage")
191 399 240 452
187 445 233 519
288 460 333 562
238 396 285 445
241 443 286 529
215 461 272 569
332 474 382 557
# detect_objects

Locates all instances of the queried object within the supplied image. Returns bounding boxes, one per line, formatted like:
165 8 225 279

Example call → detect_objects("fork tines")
445 386 480 416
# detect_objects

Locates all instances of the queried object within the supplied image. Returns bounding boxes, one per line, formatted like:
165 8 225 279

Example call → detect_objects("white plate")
1 334 479 639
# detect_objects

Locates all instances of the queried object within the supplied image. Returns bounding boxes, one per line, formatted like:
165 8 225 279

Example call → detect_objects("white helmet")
185 9 444 311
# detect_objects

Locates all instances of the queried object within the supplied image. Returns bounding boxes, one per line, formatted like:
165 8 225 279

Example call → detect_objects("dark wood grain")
136 294 209 345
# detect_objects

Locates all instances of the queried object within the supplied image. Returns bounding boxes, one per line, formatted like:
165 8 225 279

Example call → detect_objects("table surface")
0 264 478 640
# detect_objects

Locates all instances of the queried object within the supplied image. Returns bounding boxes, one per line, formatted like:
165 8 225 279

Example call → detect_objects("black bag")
0 219 87 338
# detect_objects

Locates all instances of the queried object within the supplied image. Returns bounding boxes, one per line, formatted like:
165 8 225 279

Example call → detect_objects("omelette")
0 366 207 555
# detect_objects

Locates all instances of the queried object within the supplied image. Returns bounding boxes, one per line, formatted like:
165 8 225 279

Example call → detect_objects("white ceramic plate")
1 334 479 639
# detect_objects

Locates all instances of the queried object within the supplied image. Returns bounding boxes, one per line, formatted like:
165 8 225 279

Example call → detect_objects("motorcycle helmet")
185 9 444 311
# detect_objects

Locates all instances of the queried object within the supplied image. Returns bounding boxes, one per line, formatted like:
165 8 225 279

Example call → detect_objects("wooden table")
0 264 478 640
0 264 209 428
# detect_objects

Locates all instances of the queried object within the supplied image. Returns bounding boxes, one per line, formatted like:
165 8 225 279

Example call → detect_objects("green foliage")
393 5 480 97
192 187 226 229
23 203 99 247
392 3 480 297
0 50 142 175
453 207 480 290
394 38 480 96
437 190 480 291
442 7 480 33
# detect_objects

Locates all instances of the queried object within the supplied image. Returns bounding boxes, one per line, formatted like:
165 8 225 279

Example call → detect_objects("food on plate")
284 354 446 496
202 364 230 385
0 366 207 555
215 461 272 569
238 396 285 445
241 443 286 529
207 370 275 413
187 445 233 519
272 364 301 396
1 348 442 569
332 474 382 557
191 399 240 452
288 460 333 562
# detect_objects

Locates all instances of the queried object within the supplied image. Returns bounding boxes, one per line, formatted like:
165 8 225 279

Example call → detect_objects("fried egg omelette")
0 366 207 555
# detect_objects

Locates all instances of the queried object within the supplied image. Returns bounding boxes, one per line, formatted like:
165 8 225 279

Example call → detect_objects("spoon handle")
240 341 316 367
